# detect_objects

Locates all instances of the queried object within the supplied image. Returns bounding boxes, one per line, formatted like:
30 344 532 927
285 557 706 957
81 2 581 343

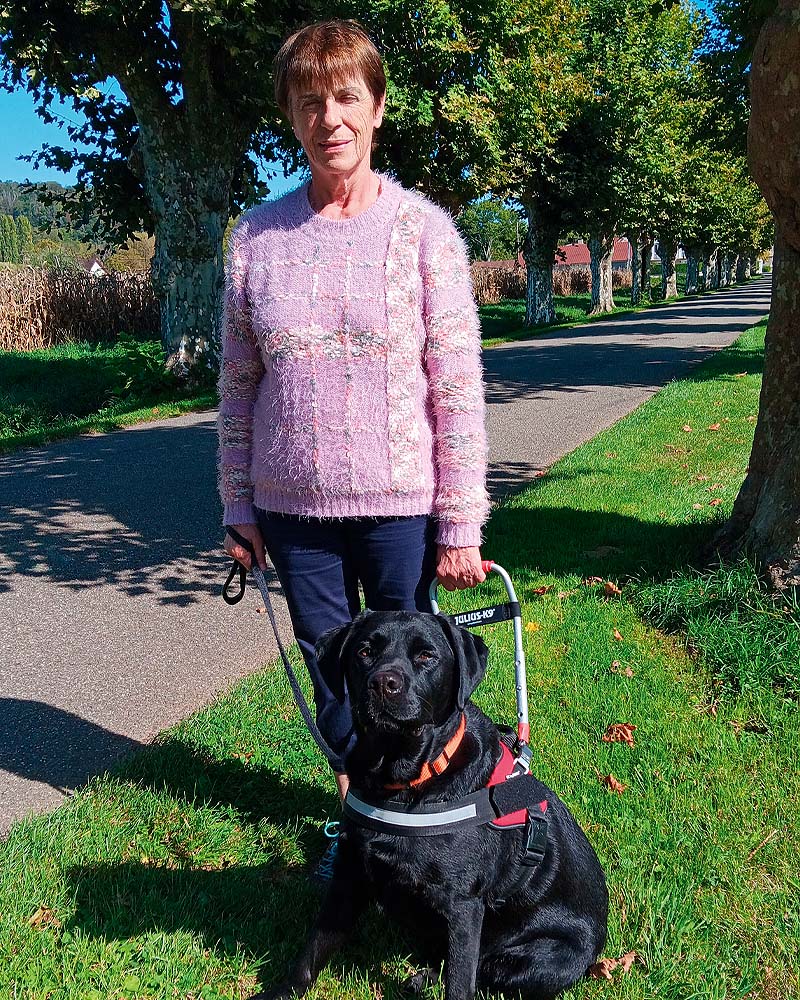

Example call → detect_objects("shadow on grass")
486 494 716 583
66 739 420 997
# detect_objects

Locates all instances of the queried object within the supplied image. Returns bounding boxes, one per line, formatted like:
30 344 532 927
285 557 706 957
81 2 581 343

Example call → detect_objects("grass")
2 318 796 1000
1 269 758 450
0 340 216 452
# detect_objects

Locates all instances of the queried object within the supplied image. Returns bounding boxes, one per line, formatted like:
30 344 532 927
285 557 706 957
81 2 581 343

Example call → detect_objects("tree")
0 1 321 377
456 197 525 261
0 214 21 262
711 0 799 588
492 0 586 326
15 215 35 262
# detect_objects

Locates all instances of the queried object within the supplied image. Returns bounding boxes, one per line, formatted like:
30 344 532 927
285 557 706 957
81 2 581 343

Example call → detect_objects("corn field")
473 261 633 305
0 265 159 352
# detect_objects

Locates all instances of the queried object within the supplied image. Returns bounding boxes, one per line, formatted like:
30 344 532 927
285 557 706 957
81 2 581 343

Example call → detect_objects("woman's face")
289 74 385 179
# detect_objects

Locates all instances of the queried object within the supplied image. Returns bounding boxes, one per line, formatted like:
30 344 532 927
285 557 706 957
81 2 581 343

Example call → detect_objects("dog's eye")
357 646 371 658
415 650 435 662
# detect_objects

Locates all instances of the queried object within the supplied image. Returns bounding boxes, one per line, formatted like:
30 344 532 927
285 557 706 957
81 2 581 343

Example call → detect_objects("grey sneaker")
312 820 340 882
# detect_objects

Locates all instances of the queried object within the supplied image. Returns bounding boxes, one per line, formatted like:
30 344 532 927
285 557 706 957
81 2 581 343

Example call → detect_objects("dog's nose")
369 669 405 698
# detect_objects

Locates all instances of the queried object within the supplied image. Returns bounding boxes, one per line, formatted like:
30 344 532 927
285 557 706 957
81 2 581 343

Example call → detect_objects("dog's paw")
402 967 438 996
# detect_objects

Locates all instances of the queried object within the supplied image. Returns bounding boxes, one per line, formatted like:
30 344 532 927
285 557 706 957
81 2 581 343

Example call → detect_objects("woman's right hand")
224 523 267 571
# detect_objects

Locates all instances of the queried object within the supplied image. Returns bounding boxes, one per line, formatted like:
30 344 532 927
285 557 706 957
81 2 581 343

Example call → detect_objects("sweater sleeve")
420 209 490 548
217 215 265 526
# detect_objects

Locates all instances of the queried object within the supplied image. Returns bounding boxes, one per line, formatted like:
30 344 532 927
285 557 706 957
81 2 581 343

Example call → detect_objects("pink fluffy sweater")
217 171 489 548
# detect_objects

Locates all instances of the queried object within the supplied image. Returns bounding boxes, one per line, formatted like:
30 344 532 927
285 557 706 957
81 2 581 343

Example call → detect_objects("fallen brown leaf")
531 585 553 596
692 503 703 510
682 424 693 432
612 628 623 641
602 723 636 747
557 590 576 599
589 957 618 980
734 372 748 377
610 661 634 677
696 474 709 481
709 498 723 507
28 906 60 929
709 483 723 490
583 576 604 585
604 581 622 597
708 423 721 431
256 607 266 615
595 769 627 794
619 951 637 973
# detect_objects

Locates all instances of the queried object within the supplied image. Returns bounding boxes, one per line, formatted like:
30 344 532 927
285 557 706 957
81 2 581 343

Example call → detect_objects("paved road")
0 277 771 834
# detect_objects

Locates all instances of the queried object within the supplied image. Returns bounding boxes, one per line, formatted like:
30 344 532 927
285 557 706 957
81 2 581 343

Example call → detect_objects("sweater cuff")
223 500 258 526
436 521 483 548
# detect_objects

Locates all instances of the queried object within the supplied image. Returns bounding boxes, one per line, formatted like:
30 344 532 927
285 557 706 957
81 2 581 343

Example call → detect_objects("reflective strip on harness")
345 794 479 829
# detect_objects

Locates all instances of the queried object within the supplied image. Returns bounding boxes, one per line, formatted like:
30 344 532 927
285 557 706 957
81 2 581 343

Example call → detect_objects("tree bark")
685 254 699 295
711 250 721 289
658 239 678 299
116 27 251 379
588 231 615 314
640 237 653 302
712 235 800 586
726 253 737 285
712 1 800 588
630 237 641 305
521 204 559 326
736 255 747 283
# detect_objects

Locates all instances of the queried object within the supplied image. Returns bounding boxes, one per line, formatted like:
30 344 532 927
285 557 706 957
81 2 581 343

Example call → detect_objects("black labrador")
260 609 608 1000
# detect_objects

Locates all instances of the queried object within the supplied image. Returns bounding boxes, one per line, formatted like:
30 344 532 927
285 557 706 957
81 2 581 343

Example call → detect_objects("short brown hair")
273 19 386 120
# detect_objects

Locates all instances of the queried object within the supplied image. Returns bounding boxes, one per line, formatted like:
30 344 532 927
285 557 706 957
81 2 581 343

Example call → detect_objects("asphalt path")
0 277 771 835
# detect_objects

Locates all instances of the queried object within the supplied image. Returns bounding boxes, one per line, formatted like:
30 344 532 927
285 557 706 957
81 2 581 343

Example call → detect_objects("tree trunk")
121 65 249 379
712 234 800 586
640 237 653 302
712 2 800 588
685 255 699 295
521 204 559 326
736 255 747 283
630 237 641 305
588 231 615 314
711 250 722 289
658 239 678 299
726 254 737 285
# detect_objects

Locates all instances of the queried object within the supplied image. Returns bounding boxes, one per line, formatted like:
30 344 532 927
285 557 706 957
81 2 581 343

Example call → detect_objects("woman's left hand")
436 545 486 591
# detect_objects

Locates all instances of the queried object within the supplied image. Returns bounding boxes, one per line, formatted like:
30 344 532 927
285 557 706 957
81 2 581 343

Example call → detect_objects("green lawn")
0 339 216 452
2 318 796 1000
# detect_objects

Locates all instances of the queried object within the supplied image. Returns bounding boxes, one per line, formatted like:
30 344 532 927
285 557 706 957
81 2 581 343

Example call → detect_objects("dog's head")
316 610 489 735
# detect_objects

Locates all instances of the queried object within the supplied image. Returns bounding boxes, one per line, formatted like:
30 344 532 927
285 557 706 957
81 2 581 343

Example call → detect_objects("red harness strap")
488 741 547 827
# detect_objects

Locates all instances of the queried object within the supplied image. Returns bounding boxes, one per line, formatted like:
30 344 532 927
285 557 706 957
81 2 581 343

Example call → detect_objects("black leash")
222 527 337 763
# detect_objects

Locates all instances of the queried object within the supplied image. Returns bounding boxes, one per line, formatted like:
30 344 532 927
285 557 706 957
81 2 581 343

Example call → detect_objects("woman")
218 18 490 844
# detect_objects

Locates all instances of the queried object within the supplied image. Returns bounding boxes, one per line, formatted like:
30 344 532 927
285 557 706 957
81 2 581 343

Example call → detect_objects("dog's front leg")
443 898 485 1000
256 875 368 1000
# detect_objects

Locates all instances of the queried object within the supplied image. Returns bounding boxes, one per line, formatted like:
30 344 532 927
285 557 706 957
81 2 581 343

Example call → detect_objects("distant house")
552 238 633 270
78 255 108 277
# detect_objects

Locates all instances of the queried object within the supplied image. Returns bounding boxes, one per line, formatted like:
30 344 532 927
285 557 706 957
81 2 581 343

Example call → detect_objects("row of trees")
0 213 34 263
0 0 795 584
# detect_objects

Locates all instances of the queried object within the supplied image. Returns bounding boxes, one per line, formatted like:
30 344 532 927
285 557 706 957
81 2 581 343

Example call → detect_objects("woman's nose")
321 97 343 128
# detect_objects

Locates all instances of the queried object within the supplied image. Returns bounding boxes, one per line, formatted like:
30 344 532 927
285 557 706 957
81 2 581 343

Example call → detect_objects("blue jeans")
256 510 438 772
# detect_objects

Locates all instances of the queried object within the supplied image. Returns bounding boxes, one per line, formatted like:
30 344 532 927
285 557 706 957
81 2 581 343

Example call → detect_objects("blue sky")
0 80 302 196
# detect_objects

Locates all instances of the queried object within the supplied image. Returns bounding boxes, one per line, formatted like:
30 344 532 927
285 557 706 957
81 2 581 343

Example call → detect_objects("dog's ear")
436 615 489 709
314 621 354 702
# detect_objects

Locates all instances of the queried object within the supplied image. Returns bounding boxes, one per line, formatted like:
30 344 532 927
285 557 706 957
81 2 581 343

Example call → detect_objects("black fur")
260 610 608 1000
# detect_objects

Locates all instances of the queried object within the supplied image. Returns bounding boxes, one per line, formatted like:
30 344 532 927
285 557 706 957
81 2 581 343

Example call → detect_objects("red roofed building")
554 238 632 269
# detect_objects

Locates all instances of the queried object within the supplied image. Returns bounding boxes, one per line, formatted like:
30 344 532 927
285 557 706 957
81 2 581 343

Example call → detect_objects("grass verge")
1 277 763 450
0 340 216 453
2 319 796 1000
